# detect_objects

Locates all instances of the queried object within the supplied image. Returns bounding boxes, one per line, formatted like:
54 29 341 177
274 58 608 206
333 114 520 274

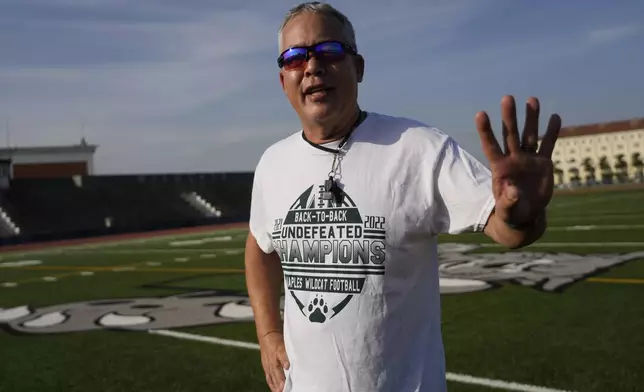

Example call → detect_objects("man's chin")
304 103 338 123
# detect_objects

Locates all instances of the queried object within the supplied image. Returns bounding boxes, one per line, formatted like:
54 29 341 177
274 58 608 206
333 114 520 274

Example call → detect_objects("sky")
1 0 643 174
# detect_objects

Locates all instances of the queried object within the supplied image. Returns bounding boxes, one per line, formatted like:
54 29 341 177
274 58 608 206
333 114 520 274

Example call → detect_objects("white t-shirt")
249 112 495 392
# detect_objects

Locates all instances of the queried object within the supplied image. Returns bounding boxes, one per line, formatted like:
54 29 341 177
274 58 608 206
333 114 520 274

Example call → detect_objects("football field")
1 187 643 392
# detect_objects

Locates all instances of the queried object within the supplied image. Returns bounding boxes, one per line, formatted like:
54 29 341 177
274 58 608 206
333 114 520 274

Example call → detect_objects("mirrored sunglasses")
277 40 357 70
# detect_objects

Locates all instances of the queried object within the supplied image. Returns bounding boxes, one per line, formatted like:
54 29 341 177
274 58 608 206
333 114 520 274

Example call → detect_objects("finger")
264 361 280 392
273 368 286 391
263 357 277 390
266 374 277 392
475 111 504 163
521 97 540 149
274 361 286 383
538 113 562 158
501 95 520 155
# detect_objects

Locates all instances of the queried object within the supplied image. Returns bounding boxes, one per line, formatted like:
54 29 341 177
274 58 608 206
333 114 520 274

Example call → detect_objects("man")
245 2 561 391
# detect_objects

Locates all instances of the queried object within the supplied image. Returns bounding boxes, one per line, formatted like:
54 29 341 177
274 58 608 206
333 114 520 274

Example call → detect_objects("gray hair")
278 2 357 53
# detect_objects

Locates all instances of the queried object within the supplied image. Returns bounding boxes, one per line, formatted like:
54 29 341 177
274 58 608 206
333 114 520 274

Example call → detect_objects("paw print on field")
307 295 329 323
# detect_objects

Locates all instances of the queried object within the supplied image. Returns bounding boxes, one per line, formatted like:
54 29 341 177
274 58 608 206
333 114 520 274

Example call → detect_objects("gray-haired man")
245 2 561 391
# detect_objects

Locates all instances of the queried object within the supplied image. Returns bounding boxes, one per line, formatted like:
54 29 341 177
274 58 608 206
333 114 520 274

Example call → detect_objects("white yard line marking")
0 228 249 258
112 266 137 272
149 329 263 350
170 236 233 247
0 260 42 268
548 224 644 231
64 248 244 254
550 193 642 209
149 329 574 392
446 372 574 392
481 242 644 248
1 282 18 288
548 213 644 221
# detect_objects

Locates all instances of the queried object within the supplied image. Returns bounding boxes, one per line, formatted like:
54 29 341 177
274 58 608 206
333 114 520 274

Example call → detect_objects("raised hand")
476 95 562 227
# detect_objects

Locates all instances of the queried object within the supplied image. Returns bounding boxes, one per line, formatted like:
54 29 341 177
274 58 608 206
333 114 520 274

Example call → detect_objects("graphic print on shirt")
271 183 387 324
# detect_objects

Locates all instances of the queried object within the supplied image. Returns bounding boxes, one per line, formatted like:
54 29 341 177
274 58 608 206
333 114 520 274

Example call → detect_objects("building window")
570 149 576 154
586 148 591 152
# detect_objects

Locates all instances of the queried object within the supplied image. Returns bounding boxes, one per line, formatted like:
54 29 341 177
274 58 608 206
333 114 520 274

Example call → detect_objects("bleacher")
1 178 104 235
0 172 254 244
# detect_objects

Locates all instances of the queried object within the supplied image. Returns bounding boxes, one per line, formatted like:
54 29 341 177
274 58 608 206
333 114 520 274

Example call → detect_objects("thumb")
278 348 290 370
495 184 519 221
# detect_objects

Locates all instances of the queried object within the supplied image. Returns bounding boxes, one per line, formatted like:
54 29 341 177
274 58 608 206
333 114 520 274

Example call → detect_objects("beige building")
539 117 644 186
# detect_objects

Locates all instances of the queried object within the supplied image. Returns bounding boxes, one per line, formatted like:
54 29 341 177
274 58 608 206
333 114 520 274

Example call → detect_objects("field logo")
438 243 644 293
0 290 267 335
2 244 643 335
271 184 387 324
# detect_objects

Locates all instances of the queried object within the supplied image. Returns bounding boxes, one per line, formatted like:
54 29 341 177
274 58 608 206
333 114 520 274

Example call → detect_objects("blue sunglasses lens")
315 41 345 55
281 47 307 64
279 41 350 69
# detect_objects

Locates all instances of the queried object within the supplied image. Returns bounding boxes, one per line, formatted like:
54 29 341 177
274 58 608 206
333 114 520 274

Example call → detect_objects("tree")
568 158 581 187
632 152 644 182
599 156 613 185
613 154 629 183
553 160 565 186
581 157 596 186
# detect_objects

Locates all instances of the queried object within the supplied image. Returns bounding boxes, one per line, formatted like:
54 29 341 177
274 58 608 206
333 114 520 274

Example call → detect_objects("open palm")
476 96 562 226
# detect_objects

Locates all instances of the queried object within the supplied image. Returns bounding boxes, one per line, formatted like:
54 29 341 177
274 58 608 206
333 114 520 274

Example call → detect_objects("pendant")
324 177 334 192
321 176 343 204
321 176 335 201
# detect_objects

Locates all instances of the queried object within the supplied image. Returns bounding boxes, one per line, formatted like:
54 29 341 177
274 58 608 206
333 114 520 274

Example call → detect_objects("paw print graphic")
307 295 329 323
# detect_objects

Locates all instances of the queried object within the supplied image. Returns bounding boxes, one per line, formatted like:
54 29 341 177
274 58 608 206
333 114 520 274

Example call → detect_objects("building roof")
0 141 97 155
556 117 644 139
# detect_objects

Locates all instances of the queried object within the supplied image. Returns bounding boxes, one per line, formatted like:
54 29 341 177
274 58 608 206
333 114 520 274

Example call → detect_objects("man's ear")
355 54 365 83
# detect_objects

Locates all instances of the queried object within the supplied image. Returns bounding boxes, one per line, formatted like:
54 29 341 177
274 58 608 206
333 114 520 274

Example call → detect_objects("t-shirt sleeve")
249 157 274 254
428 136 496 235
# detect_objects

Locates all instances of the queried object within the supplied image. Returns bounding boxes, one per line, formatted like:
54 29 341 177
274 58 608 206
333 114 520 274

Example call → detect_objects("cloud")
587 25 641 45
1 7 280 143
92 121 295 174
2 1 484 172
3 1 642 174
349 0 481 47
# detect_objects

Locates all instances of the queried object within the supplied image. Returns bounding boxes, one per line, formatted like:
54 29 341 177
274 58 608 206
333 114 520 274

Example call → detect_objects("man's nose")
304 55 326 77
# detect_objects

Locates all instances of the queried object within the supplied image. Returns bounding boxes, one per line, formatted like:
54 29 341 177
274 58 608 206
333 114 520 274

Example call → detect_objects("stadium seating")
0 172 253 244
